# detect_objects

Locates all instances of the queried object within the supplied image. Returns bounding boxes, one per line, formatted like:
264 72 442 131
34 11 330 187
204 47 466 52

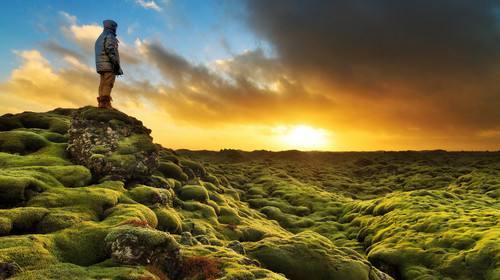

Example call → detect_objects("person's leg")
98 73 105 107
99 72 115 97
98 72 116 108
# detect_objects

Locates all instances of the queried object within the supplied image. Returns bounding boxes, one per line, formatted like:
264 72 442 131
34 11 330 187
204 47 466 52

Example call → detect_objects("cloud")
135 0 162 12
136 40 334 126
2 4 500 150
59 11 77 25
242 0 500 133
42 41 85 61
58 11 103 54
1 50 96 108
61 23 102 53
0 49 291 151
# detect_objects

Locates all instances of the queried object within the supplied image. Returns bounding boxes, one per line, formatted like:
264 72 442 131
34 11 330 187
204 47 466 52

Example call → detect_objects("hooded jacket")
95 20 123 75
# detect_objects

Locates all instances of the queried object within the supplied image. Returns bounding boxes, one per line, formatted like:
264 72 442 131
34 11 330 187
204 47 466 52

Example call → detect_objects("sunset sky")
1 0 500 151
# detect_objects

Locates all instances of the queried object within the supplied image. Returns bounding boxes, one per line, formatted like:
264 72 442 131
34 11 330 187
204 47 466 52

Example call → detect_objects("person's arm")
104 35 122 74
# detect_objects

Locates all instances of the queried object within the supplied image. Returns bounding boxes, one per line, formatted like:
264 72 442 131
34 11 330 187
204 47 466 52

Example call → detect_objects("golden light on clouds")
1 5 500 152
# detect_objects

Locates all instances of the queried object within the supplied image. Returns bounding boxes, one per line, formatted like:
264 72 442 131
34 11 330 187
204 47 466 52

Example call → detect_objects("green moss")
240 226 267 242
158 149 180 163
182 244 287 280
260 206 289 226
0 169 58 207
37 210 92 233
180 159 206 177
127 185 173 207
218 206 242 225
12 165 91 188
0 216 12 235
0 149 71 168
28 186 121 219
103 203 158 228
154 207 182 233
1 110 498 280
207 199 221 215
248 231 389 280
204 174 220 186
0 131 48 155
158 161 188 181
16 112 70 134
53 223 110 266
78 107 139 125
0 114 23 131
0 235 58 270
106 225 177 248
10 263 157 280
116 134 156 155
90 145 109 154
104 225 179 264
0 207 49 234
181 201 218 220
177 185 209 202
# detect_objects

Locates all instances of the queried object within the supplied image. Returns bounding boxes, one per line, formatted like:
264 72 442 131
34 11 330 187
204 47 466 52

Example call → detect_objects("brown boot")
97 96 104 108
97 96 113 109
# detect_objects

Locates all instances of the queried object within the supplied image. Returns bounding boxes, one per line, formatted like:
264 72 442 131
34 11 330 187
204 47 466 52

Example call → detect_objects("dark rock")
0 262 21 279
195 235 211 245
228 240 245 255
105 226 180 265
67 107 159 182
180 231 199 246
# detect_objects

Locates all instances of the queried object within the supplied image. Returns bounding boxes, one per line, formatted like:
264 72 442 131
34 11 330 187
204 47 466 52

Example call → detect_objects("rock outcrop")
105 226 181 265
67 107 158 182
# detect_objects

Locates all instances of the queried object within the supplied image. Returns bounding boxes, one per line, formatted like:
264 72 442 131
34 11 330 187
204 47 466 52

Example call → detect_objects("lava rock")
105 226 180 265
180 231 199 246
0 261 21 279
67 107 158 182
228 240 246 255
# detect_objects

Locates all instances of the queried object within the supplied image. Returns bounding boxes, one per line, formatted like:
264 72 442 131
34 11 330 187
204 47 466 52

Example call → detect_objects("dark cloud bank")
241 1 500 134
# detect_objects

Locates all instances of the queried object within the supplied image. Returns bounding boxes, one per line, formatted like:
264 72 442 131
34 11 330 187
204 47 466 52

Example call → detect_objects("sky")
0 0 500 151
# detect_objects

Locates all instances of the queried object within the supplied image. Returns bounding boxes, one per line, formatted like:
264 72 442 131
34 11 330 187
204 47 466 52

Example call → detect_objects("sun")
276 125 329 150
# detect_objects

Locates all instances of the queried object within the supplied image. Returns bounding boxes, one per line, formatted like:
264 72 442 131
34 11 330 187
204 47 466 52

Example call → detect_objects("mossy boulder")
218 206 242 225
177 185 209 202
180 159 206 178
127 185 174 207
53 224 110 266
158 161 188 181
0 207 49 235
0 111 70 134
247 231 393 280
67 107 158 182
154 207 182 233
104 225 180 265
0 131 48 155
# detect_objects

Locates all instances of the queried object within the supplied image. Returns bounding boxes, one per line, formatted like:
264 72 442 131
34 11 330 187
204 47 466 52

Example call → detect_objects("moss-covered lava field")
0 108 498 280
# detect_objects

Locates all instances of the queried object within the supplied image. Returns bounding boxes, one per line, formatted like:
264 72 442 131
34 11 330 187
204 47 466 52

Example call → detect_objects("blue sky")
0 0 264 81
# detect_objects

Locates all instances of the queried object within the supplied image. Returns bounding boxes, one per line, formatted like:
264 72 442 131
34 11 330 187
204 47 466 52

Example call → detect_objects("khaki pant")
98 72 116 97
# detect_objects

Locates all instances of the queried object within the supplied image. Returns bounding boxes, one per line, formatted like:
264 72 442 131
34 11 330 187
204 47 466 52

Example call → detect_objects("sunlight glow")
276 125 329 150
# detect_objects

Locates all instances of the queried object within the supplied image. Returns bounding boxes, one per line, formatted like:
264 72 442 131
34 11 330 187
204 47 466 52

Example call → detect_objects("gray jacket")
95 20 123 75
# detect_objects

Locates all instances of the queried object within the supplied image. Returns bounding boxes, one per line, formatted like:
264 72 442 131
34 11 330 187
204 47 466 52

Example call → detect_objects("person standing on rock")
95 19 123 109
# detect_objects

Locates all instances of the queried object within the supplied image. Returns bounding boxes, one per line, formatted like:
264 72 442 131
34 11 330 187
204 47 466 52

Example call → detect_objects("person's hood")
103 20 118 34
